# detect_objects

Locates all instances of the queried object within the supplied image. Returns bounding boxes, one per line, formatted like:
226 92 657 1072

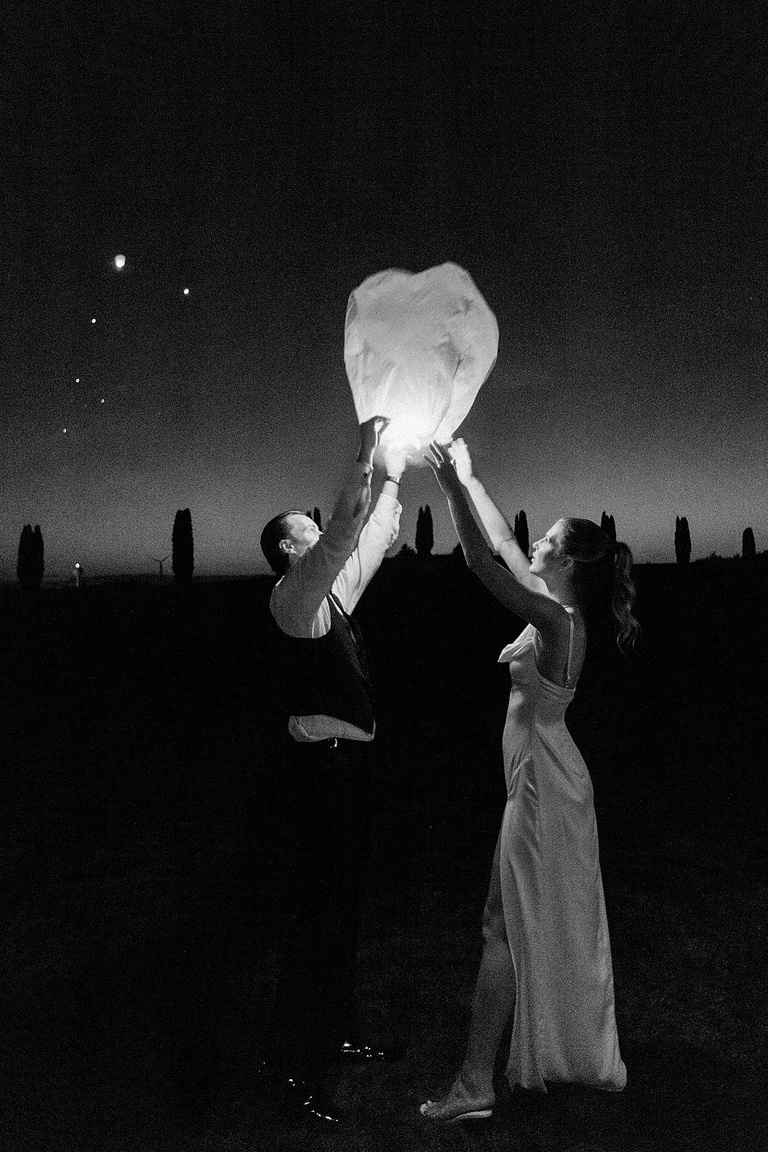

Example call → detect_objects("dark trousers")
268 735 372 1079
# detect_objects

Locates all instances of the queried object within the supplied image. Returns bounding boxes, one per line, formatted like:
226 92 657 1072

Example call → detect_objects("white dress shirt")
270 474 401 741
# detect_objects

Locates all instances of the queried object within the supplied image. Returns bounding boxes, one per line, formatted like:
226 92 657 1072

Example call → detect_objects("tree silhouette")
514 511 530 556
675 516 692 565
17 526 35 589
742 527 756 561
393 542 417 565
600 512 616 544
172 509 194 584
17 524 35 576
33 526 44 584
415 505 434 558
17 524 44 590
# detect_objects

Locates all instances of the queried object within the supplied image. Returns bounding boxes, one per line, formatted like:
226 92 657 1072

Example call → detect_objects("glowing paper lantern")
114 254 126 269
344 262 498 465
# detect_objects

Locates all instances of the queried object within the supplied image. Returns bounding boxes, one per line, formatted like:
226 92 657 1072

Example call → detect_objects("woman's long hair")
559 518 640 651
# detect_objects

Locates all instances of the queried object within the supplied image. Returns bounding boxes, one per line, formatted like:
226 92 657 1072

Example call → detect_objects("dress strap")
328 590 345 616
564 609 576 687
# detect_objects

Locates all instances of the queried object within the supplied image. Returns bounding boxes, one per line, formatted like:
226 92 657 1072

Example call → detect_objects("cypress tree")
172 508 194 584
17 525 44 590
415 504 434 558
17 525 37 589
514 511 530 556
742 527 756 561
674 516 692 565
600 512 616 544
32 525 44 585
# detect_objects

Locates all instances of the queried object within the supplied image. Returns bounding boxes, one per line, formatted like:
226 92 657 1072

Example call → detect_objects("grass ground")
1 562 767 1150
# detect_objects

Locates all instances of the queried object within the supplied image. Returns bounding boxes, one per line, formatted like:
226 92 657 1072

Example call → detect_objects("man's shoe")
284 1076 343 1125
337 1039 403 1062
256 1063 343 1125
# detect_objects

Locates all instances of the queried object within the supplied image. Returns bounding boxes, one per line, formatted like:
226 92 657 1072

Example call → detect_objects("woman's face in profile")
529 520 566 576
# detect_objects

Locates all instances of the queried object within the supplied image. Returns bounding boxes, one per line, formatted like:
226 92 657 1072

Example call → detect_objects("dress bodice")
499 618 577 722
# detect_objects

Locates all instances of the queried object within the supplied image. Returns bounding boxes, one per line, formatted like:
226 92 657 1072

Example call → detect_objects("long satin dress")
496 614 627 1093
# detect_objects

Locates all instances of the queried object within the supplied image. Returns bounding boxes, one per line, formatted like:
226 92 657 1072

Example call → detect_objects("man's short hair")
260 510 303 576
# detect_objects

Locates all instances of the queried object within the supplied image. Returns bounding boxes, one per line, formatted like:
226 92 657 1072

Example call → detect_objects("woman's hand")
425 440 464 499
449 437 474 486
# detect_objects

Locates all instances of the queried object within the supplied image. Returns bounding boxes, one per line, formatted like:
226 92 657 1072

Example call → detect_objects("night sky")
3 1 766 578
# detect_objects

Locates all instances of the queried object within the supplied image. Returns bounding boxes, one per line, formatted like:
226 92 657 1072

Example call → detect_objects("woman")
420 438 639 1124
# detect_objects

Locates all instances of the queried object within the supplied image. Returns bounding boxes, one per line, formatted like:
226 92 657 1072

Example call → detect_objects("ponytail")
611 541 640 652
559 519 640 652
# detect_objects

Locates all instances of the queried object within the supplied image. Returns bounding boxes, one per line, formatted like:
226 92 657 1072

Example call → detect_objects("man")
258 415 405 1125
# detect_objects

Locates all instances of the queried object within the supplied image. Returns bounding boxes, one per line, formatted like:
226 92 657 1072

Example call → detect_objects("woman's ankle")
457 1066 495 1101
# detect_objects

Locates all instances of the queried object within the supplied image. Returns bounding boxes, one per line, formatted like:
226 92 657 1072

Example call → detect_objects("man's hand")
358 416 388 461
380 441 408 481
351 416 387 518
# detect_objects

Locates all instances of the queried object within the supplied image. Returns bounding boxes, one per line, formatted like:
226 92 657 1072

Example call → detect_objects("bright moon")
114 254 126 269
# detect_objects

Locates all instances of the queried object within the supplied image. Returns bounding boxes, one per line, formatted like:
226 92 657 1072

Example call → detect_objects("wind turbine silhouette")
150 554 170 578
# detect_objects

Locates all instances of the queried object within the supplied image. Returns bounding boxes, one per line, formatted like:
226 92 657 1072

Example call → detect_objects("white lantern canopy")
344 262 498 465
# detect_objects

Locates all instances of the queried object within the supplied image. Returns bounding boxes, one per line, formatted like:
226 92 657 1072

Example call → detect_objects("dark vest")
272 592 375 735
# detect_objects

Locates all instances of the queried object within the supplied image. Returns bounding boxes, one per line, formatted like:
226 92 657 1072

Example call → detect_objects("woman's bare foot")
419 1074 494 1124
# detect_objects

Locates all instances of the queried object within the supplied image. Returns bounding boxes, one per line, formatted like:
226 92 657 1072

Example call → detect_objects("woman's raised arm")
426 442 568 645
450 439 545 593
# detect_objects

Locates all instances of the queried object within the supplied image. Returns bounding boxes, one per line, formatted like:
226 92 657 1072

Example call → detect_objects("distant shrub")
391 542 418 566
742 527 756 561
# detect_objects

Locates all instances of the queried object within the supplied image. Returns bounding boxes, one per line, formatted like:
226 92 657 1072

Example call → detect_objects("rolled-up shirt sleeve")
270 483 401 741
334 491 401 613
271 465 399 639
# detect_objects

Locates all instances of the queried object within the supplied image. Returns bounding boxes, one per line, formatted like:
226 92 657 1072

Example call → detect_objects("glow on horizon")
1 453 762 578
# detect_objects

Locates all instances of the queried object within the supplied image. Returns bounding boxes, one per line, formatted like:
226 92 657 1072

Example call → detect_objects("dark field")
2 559 767 1151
